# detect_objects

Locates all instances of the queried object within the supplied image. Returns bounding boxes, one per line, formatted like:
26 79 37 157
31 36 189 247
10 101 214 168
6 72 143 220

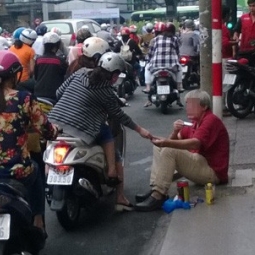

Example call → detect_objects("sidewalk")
159 115 255 255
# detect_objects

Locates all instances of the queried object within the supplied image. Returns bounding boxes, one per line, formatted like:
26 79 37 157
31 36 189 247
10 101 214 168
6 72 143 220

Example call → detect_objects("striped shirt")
148 35 180 73
48 68 137 144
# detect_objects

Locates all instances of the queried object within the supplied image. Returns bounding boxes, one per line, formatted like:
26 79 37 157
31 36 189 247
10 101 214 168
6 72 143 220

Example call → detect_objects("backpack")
120 39 133 61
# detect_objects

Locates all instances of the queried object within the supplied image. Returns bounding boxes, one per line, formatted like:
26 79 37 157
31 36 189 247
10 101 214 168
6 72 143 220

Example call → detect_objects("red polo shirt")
240 13 255 51
180 110 229 183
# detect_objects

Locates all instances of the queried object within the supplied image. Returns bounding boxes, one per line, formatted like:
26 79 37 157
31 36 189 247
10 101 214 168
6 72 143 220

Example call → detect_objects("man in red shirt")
135 90 229 212
233 0 255 52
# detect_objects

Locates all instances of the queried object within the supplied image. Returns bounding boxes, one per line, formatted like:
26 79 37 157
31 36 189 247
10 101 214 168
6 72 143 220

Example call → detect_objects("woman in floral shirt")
0 51 57 233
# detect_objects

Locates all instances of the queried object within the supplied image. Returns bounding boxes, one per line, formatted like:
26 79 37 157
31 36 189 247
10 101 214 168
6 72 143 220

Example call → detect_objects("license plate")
223 74 236 85
157 85 170 95
47 167 74 185
119 73 126 78
0 214 10 240
182 65 188 73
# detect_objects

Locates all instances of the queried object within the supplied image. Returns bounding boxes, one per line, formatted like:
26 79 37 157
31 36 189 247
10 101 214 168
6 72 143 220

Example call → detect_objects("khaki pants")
150 146 220 195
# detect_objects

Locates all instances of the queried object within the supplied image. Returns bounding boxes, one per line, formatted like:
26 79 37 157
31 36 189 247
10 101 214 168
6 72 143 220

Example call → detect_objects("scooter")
43 120 126 230
179 55 200 90
0 179 45 255
149 68 179 114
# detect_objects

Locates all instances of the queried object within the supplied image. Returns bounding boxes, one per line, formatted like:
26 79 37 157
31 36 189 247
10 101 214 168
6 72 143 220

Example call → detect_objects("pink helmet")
120 27 130 35
129 24 137 33
154 22 166 32
0 51 23 78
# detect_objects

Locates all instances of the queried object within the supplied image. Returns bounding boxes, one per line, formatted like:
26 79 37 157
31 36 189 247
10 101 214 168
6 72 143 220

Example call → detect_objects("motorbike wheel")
227 83 254 119
56 195 80 231
160 101 168 114
117 83 126 99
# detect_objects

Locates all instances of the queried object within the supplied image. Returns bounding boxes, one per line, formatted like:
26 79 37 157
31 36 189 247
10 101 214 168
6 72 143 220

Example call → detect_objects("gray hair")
184 89 211 109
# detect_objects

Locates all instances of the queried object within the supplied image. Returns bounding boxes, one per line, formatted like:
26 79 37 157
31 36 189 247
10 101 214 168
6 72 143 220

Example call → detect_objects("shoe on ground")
135 195 168 212
223 109 232 117
144 101 152 107
115 203 134 212
135 190 152 203
142 89 150 93
178 89 185 93
176 101 184 107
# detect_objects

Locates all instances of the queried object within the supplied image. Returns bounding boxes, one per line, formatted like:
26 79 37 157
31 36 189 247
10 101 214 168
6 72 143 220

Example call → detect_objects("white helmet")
146 22 153 31
43 32 60 44
98 52 126 73
51 27 62 36
19 28 37 45
0 36 9 50
82 37 110 59
81 25 89 30
100 23 107 30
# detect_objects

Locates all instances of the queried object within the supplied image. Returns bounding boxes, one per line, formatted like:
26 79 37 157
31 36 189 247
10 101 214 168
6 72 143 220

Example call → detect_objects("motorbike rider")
0 50 58 235
65 36 108 78
48 52 152 210
113 27 143 84
179 19 200 59
143 22 184 107
34 31 68 101
68 27 92 65
129 24 140 45
32 24 48 58
9 27 37 93
97 23 116 48
140 22 155 56
50 27 69 61
0 36 9 50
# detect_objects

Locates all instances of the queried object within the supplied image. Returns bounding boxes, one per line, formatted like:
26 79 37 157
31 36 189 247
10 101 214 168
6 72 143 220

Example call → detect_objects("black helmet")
35 24 47 36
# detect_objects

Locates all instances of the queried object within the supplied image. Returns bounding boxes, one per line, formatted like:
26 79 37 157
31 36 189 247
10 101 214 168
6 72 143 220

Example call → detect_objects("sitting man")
135 89 229 211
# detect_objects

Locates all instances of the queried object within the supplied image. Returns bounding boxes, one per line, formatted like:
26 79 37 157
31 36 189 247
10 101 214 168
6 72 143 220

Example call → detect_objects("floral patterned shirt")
0 90 56 180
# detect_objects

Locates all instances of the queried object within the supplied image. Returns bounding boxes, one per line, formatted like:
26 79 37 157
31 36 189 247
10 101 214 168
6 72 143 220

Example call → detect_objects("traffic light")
225 0 237 30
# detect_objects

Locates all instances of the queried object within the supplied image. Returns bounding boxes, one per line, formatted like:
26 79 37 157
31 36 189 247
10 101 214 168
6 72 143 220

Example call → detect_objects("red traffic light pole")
212 0 222 118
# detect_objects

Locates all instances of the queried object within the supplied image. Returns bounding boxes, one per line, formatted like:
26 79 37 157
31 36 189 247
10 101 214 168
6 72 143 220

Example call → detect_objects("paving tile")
231 169 253 187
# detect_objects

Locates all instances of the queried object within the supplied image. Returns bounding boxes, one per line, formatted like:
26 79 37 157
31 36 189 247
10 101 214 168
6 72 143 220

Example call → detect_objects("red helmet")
120 27 130 35
165 22 176 34
154 22 166 32
0 51 23 78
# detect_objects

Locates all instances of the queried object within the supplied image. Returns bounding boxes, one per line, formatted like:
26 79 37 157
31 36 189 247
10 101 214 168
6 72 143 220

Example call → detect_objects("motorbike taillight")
158 71 170 77
54 142 70 164
180 56 190 65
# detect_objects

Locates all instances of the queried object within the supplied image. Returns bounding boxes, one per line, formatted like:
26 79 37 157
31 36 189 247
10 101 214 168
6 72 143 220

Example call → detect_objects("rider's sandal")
144 101 152 107
106 177 122 187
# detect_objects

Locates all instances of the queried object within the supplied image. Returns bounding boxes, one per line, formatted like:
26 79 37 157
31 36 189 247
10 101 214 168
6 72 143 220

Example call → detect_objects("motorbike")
179 55 200 90
0 179 45 255
43 119 126 230
224 58 255 119
149 68 179 114
114 61 139 98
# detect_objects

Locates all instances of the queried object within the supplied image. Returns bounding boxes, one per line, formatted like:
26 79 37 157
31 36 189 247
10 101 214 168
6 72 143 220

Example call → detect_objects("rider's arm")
56 74 74 100
27 94 58 140
233 18 241 40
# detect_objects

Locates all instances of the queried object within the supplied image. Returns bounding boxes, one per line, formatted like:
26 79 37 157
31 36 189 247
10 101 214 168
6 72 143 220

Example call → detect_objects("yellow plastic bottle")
205 183 215 205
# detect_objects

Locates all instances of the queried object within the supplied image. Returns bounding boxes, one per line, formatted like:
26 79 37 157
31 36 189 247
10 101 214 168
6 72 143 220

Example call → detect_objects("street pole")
212 0 222 118
199 0 212 96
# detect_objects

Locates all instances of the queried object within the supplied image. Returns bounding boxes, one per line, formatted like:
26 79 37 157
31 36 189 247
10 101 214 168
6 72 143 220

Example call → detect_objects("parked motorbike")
224 58 255 118
114 62 139 98
0 179 45 255
149 68 179 114
43 120 126 230
179 55 200 90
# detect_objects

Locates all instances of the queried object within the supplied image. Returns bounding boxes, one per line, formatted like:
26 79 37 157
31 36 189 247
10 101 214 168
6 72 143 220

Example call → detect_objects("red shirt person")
135 90 229 212
233 0 255 52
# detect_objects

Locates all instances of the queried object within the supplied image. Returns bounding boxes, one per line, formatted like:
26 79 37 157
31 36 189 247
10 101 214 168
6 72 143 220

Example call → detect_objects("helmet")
13 27 26 40
101 23 107 30
43 32 60 44
129 25 137 33
154 22 166 32
19 28 37 45
35 24 47 36
98 52 125 73
0 51 22 78
82 37 110 59
184 19 195 29
165 22 176 34
0 36 9 50
51 27 62 36
76 27 91 42
120 27 130 35
81 25 89 30
145 22 153 32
